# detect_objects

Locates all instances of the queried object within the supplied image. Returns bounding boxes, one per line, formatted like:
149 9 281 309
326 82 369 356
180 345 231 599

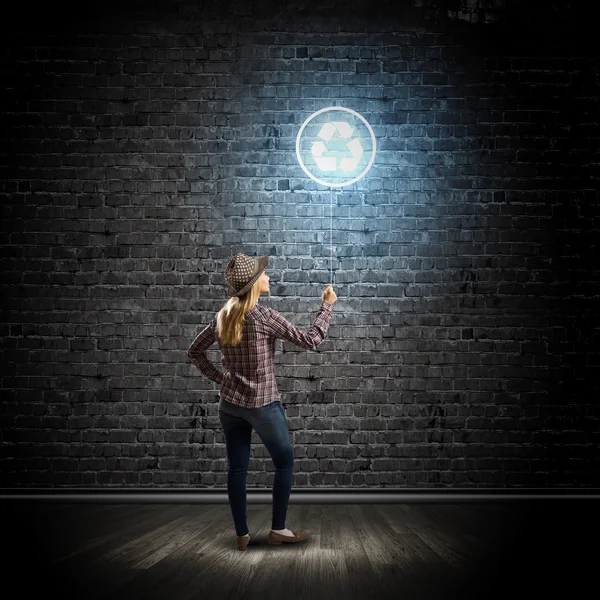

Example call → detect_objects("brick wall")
1 0 599 487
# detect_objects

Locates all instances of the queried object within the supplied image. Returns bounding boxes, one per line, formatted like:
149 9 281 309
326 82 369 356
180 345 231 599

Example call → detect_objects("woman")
187 252 337 551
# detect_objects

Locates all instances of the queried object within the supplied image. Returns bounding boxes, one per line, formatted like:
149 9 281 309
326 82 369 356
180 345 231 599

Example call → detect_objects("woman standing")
187 253 337 550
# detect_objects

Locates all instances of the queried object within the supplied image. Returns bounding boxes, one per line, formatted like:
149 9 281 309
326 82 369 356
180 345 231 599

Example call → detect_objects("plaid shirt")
187 300 334 408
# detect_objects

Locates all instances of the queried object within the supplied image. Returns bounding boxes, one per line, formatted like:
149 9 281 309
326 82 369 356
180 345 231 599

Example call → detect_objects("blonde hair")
216 277 262 346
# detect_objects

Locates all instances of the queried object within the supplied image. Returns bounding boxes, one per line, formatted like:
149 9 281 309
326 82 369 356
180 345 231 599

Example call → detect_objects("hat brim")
227 255 269 297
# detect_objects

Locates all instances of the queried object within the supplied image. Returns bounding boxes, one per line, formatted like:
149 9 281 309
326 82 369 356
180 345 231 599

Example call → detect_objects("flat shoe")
268 530 308 545
236 534 250 551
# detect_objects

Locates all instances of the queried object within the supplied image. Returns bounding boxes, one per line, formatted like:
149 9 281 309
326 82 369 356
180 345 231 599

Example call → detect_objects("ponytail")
216 279 261 346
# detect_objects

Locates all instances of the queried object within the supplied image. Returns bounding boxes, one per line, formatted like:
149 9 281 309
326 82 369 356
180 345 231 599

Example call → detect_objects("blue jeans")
218 398 294 536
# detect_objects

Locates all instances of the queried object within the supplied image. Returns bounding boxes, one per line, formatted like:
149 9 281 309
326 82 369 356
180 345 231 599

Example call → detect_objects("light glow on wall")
296 106 376 188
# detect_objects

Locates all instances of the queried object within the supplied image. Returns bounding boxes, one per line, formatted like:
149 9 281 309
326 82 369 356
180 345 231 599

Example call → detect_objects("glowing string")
330 186 333 287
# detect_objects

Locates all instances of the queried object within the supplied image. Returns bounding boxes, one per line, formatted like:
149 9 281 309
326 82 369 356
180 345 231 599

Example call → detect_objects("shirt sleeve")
265 301 334 350
187 317 226 385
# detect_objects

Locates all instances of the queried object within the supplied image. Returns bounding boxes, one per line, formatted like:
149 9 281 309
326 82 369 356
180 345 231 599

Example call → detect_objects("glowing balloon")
296 106 376 188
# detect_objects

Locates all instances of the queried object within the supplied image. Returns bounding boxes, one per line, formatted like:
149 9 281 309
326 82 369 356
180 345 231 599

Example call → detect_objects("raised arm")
265 301 334 350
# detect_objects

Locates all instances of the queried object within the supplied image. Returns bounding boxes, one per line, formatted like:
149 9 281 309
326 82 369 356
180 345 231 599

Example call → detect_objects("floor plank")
3 500 598 600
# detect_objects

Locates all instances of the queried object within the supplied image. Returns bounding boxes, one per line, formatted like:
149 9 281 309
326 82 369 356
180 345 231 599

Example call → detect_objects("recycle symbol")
311 121 364 173
296 106 376 187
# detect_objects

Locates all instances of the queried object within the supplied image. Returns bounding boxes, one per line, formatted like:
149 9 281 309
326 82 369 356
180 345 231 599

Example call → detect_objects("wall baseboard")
1 488 599 503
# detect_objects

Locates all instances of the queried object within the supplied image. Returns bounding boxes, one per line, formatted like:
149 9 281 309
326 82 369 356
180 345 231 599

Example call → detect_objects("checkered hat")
225 253 269 298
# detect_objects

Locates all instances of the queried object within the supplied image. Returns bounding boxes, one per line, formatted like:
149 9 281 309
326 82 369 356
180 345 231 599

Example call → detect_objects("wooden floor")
3 500 597 600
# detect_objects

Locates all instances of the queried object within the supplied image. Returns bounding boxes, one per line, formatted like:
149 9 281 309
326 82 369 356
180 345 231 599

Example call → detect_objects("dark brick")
0 0 598 489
